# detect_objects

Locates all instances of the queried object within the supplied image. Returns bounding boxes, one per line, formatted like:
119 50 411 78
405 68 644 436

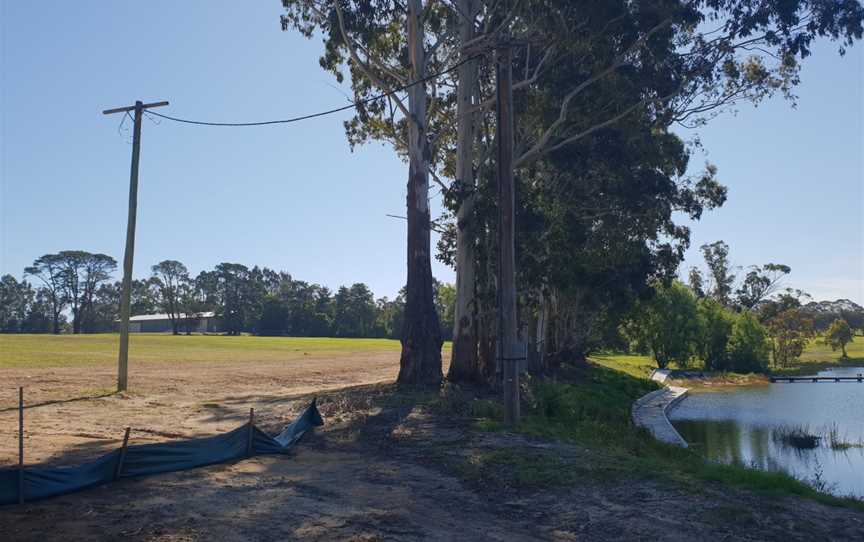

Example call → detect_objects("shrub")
624 281 700 368
697 298 734 370
727 312 770 373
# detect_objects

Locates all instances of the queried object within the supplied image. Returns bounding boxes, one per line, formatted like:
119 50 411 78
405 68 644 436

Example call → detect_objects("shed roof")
124 311 216 322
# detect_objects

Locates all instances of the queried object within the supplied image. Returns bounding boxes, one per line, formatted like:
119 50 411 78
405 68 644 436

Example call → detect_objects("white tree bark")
448 0 483 383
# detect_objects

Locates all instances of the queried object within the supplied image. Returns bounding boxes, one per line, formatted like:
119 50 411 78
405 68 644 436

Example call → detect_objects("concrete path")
631 386 689 447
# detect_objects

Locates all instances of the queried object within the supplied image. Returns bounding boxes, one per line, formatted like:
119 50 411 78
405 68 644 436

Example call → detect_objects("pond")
669 366 864 498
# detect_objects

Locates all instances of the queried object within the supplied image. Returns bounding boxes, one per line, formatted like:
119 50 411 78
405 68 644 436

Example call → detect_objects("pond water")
669 366 864 498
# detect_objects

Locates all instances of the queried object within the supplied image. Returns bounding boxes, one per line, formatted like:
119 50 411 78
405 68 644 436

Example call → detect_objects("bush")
624 281 700 368
697 298 734 370
727 312 770 373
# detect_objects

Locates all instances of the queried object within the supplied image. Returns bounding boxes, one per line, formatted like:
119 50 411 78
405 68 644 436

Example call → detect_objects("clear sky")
1 1 862 304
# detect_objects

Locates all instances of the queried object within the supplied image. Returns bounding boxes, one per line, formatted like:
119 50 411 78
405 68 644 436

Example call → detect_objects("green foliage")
374 295 404 340
824 318 854 358
151 260 191 334
701 241 735 306
334 283 378 338
726 312 771 373
11 249 457 341
434 281 456 341
25 251 117 334
696 298 734 371
767 308 816 367
626 282 772 373
25 253 68 333
756 289 808 323
688 267 705 298
258 276 334 337
0 275 36 333
522 370 657 446
735 263 791 310
624 281 700 368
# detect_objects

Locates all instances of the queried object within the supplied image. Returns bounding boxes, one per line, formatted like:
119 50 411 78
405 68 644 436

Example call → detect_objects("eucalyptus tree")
25 253 67 334
510 112 726 370
444 0 862 382
27 251 117 334
59 251 117 334
766 307 815 367
152 260 192 334
688 267 706 298
278 1 863 385
825 318 853 359
280 0 459 385
700 241 736 306
735 263 791 310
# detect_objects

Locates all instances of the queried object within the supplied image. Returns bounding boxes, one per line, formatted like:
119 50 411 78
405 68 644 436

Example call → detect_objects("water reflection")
670 367 864 498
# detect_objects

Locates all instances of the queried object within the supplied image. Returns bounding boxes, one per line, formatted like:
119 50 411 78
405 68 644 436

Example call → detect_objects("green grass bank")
460 356 863 510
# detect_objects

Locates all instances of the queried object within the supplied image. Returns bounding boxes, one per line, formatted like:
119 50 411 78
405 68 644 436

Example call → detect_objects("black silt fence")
0 399 323 506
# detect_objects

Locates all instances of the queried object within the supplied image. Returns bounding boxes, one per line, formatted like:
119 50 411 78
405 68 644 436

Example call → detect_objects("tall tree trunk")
495 46 519 424
528 291 549 375
397 0 443 387
475 194 497 382
447 0 482 384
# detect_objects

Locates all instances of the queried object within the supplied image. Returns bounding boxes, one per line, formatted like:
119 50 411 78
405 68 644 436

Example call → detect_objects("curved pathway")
631 384 689 448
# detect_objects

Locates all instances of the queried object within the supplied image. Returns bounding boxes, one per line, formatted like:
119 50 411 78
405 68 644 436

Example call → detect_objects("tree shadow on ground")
0 391 117 414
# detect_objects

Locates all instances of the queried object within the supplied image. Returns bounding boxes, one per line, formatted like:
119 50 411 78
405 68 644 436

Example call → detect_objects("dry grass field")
0 334 449 466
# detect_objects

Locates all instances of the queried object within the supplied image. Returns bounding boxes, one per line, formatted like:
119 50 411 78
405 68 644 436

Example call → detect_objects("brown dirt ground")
1 359 864 541
0 354 406 466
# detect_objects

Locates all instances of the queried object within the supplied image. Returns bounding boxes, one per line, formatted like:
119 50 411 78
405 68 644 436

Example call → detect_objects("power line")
146 54 483 127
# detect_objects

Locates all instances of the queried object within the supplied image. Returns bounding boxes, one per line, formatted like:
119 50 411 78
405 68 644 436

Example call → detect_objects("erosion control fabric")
0 400 323 505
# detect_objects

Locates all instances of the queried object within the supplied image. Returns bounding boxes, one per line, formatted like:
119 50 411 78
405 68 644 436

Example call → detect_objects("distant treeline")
0 251 455 339
621 241 864 372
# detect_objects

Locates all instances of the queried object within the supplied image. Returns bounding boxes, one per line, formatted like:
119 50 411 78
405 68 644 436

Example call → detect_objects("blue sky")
1 1 861 304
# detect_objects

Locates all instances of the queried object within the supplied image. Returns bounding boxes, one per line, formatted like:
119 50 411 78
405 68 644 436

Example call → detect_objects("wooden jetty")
770 375 864 383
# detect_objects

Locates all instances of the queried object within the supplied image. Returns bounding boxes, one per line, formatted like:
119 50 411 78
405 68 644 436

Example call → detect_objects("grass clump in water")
772 425 821 450
770 423 864 452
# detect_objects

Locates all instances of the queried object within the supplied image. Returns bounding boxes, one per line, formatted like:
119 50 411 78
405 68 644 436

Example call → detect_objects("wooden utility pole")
495 46 520 425
103 100 169 392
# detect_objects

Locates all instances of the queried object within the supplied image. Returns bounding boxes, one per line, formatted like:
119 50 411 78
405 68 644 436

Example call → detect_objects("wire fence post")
18 387 24 505
246 408 255 457
114 427 131 480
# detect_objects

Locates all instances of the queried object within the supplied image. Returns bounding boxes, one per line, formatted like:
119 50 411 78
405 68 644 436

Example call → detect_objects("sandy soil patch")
0 352 425 466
